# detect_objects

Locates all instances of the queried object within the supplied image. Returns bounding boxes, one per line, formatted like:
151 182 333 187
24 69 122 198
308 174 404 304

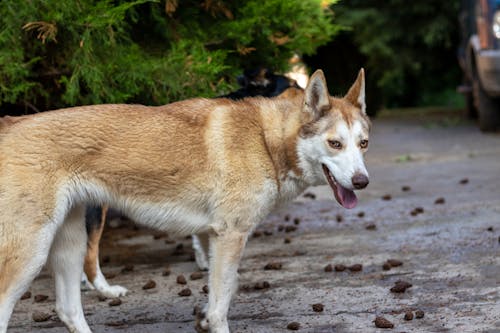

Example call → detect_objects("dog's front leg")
199 230 249 333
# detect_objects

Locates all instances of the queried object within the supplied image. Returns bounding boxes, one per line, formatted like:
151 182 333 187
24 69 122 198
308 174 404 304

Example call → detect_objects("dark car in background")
459 0 500 131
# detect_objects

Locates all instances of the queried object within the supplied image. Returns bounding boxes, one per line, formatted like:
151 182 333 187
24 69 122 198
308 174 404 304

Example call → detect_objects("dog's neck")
255 98 310 199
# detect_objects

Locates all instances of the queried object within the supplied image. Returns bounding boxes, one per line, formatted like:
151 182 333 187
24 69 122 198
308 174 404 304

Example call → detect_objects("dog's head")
297 69 370 209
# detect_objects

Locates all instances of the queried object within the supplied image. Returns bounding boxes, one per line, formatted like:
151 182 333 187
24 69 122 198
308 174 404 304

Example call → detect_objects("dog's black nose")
352 173 369 189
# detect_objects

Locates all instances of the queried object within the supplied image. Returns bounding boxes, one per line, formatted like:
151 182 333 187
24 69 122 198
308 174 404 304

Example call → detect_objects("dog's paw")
98 285 128 298
194 311 209 333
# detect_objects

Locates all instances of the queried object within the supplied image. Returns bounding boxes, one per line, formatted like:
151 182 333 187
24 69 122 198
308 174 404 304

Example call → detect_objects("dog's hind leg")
199 230 249 333
48 205 91 333
83 205 127 298
192 233 209 271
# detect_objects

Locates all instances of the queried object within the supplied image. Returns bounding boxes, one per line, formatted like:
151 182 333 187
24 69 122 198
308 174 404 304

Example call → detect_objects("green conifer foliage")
0 0 339 113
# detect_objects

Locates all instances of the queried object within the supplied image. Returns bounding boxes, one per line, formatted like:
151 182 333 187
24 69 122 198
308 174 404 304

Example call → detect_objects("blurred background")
1 0 490 126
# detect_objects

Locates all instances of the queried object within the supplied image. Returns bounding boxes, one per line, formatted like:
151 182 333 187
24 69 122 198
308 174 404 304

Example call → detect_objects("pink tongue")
335 184 358 209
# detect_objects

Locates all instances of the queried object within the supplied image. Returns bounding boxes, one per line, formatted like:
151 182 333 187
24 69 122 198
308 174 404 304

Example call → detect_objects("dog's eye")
360 139 369 148
328 140 343 149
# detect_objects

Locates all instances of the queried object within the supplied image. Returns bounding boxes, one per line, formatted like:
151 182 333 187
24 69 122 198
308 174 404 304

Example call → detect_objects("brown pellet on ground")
415 310 425 319
177 275 187 285
34 294 48 303
121 264 134 273
404 311 414 321
178 288 192 297
387 259 403 267
264 262 282 270
334 264 346 272
293 218 301 225
414 207 424 213
162 267 171 276
190 271 204 280
357 211 365 218
303 192 316 199
335 214 343 222
20 291 31 300
383 262 391 271
487 226 494 232
348 264 363 272
98 295 107 302
264 230 273 236
324 264 333 272
32 311 51 322
287 322 301 330
402 185 411 191
278 225 285 232
254 281 270 290
374 316 394 329
382 194 392 200
252 230 262 238
365 223 377 230
202 285 209 294
312 303 324 312
104 272 117 279
108 298 122 306
284 237 292 244
142 280 156 290
434 197 445 204
459 178 469 184
285 225 297 232
284 214 290 221
390 280 412 293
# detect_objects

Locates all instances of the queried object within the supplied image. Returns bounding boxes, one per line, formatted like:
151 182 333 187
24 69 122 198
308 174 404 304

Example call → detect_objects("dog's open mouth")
322 164 358 209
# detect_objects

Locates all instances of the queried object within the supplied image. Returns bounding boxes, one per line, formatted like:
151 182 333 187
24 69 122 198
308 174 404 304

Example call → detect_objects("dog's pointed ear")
303 69 331 120
345 68 366 114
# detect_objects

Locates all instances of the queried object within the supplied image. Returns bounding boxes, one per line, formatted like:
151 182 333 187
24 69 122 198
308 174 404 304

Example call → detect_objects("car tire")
472 77 500 132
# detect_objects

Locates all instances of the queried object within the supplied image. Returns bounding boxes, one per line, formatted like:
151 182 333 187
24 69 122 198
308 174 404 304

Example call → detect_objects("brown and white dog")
0 69 370 333
80 69 302 298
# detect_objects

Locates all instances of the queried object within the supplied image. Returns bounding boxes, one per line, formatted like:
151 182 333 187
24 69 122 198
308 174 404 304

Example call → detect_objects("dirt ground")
7 110 500 333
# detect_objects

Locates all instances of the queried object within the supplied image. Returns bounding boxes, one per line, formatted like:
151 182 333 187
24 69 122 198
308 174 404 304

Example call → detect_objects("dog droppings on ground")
365 223 377 230
459 178 469 184
303 192 316 199
434 197 445 204
285 225 297 233
357 211 365 218
20 291 31 300
287 322 301 330
401 185 411 191
142 280 156 290
324 264 333 272
264 262 282 270
415 310 425 319
335 214 343 222
284 237 292 244
386 259 403 267
390 280 412 293
382 194 392 200
254 281 270 290
374 316 394 328
121 264 134 273
176 275 187 285
190 271 204 280
312 303 324 312
108 298 122 306
334 264 346 272
404 311 414 321
32 311 51 322
162 267 171 276
33 294 48 303
348 264 363 272
178 288 192 297
202 285 209 294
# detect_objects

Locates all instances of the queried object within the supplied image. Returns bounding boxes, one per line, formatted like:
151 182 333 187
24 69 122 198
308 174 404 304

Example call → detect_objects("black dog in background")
221 67 300 99
82 68 302 297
